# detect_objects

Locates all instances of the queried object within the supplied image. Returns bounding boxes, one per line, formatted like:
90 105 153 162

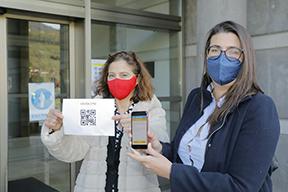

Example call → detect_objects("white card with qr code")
62 99 115 136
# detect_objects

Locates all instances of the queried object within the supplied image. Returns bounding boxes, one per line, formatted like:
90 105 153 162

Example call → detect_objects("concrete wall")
247 1 288 191
247 0 288 35
183 0 287 191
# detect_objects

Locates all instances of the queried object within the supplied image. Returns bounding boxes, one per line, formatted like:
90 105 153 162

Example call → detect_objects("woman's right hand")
147 131 162 153
44 109 64 131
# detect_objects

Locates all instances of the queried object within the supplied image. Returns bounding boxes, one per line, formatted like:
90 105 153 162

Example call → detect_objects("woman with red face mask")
41 51 169 192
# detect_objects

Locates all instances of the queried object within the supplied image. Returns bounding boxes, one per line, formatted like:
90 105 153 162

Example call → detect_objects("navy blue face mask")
207 53 241 85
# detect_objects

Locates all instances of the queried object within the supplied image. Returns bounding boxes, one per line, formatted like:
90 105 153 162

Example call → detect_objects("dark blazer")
162 88 280 192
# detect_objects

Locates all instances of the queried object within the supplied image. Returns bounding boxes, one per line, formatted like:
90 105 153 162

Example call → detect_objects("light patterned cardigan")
41 95 169 192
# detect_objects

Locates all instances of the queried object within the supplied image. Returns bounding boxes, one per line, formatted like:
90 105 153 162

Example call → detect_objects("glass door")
91 22 182 191
7 18 70 192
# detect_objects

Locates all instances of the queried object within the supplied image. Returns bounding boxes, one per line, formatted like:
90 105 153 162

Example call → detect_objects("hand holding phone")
131 111 148 149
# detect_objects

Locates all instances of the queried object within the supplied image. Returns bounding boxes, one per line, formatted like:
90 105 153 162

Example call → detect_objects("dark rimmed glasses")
207 45 243 61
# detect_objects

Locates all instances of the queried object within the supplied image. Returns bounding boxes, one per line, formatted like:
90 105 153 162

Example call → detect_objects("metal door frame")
0 15 8 192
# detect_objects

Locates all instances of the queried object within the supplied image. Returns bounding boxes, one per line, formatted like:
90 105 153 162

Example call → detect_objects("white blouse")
178 86 224 171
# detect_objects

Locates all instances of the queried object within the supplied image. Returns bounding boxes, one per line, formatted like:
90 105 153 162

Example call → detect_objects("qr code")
80 109 96 126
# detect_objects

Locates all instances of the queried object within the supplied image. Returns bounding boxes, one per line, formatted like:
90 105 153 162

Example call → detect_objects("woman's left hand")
112 114 131 135
128 143 172 179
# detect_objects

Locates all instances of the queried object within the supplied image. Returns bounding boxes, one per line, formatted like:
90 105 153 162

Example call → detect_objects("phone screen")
131 111 148 149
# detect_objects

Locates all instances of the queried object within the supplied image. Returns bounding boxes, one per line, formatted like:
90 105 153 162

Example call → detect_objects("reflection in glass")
7 19 70 192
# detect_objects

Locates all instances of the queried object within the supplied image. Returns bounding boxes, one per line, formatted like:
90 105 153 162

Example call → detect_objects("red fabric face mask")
107 76 137 100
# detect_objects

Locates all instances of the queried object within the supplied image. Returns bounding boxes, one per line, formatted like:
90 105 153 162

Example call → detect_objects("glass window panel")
91 22 181 138
91 21 181 190
7 19 70 192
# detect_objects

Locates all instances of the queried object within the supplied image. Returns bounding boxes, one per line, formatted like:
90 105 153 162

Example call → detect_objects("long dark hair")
201 21 263 127
97 51 154 102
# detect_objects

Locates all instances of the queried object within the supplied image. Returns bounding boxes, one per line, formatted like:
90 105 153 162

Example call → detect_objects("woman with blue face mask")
128 21 280 192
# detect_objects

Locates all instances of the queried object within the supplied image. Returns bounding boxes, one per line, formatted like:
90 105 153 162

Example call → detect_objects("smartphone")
131 111 148 149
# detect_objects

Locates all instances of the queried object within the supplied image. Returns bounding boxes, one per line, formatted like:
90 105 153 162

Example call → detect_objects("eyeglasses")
207 45 243 61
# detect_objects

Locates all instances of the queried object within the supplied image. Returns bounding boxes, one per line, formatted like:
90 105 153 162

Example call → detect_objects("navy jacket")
162 88 280 192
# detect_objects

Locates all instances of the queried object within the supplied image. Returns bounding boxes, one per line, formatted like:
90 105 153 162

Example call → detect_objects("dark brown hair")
97 51 154 102
201 21 263 127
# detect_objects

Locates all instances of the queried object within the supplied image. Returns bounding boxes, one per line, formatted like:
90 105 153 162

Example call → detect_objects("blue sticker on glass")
31 88 53 110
